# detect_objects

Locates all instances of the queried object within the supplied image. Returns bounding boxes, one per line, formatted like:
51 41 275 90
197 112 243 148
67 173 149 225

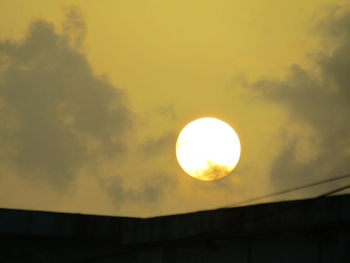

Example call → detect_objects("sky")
0 0 349 217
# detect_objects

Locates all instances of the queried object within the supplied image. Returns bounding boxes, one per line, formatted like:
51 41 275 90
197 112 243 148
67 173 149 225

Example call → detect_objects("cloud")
141 132 176 158
155 105 177 120
62 6 86 49
0 9 133 190
248 9 350 192
100 172 174 209
0 9 176 211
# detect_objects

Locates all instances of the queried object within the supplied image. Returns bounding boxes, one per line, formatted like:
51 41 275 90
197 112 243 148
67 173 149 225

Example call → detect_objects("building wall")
1 195 350 262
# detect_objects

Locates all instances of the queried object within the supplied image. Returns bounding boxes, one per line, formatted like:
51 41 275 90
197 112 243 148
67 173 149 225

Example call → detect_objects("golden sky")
0 0 349 217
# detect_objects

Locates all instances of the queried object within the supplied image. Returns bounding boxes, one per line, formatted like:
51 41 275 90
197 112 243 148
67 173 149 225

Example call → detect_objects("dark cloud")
141 132 176 158
194 162 232 181
0 9 133 190
62 6 86 49
249 9 350 192
156 105 177 120
100 172 174 209
0 9 175 210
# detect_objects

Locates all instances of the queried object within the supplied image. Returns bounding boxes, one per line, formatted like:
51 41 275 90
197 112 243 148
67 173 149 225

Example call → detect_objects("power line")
5 174 350 263
317 182 350 197
224 173 350 208
72 173 350 263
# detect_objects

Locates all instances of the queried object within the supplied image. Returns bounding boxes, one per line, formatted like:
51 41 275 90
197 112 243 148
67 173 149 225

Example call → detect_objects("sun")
176 117 241 181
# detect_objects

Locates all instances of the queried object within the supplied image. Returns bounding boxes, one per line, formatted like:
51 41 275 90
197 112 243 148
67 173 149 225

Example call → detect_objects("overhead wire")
223 173 350 208
317 182 350 197
71 173 350 263
3 174 349 263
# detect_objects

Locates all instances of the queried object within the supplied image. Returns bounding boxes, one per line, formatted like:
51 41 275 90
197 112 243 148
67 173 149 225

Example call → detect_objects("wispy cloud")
248 9 350 191
0 8 133 190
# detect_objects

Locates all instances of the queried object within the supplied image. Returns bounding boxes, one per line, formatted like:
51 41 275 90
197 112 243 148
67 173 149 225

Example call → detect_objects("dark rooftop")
1 194 350 262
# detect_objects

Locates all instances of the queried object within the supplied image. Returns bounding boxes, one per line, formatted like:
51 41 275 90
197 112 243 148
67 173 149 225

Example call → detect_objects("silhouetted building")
1 194 350 262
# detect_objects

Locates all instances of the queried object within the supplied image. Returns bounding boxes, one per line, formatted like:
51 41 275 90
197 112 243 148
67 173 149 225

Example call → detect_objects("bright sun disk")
176 117 241 181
